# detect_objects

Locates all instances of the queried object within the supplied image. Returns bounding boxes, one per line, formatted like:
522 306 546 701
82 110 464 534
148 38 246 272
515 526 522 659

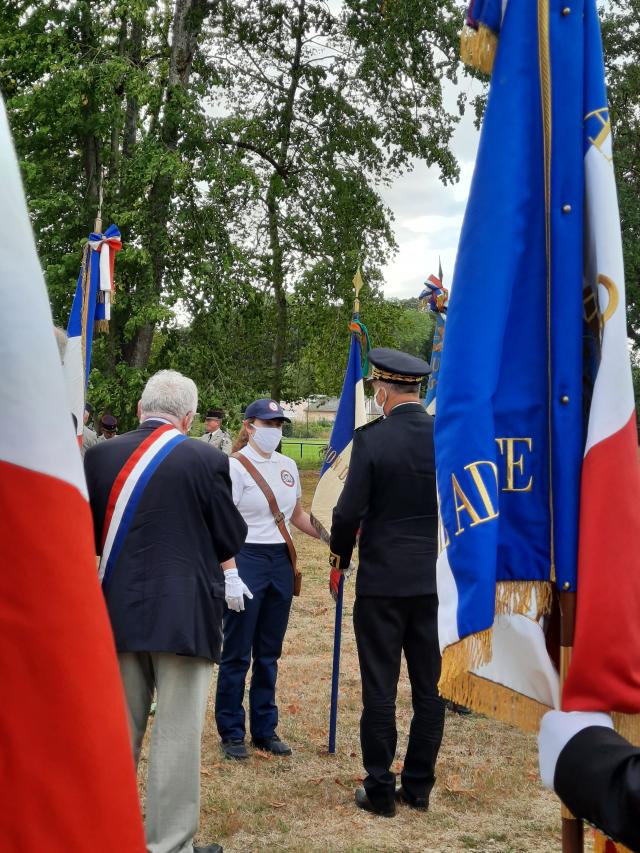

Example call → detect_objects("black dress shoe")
251 734 292 755
396 785 429 811
194 845 223 853
354 787 396 817
221 738 248 760
446 699 472 716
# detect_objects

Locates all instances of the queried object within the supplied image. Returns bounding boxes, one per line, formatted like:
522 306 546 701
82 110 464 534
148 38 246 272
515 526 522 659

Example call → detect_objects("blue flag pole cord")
328 572 345 754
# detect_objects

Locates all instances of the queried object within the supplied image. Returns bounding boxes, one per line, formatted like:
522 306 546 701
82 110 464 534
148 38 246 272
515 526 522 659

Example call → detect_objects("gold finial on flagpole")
353 264 364 314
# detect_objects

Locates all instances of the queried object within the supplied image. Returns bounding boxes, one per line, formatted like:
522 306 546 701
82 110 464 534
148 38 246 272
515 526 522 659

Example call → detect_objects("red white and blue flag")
435 0 640 743
64 224 122 439
0 98 145 852
562 4 640 723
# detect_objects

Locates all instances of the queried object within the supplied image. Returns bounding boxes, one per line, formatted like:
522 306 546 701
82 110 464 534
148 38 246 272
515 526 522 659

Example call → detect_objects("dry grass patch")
139 471 595 852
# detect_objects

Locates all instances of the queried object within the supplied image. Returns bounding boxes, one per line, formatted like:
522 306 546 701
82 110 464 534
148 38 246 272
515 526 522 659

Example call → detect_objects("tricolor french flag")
562 6 640 719
0 98 145 851
64 223 121 439
434 0 640 757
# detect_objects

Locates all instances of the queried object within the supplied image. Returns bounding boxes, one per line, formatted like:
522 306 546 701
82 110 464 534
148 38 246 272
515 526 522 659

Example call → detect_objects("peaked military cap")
367 347 431 384
100 414 118 431
205 408 224 419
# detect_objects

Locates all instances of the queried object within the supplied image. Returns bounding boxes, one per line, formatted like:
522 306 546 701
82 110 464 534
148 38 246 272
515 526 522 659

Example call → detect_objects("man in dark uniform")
85 369 247 853
329 347 445 818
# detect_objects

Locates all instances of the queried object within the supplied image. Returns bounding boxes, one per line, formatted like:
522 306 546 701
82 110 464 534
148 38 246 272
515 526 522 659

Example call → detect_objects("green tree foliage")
210 0 461 397
601 1 640 413
1 0 461 416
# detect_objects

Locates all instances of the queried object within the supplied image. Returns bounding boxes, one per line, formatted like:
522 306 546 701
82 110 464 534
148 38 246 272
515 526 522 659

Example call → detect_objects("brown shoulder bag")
232 453 302 596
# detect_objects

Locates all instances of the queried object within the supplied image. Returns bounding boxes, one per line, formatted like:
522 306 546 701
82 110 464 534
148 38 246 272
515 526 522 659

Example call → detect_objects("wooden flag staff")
559 591 584 853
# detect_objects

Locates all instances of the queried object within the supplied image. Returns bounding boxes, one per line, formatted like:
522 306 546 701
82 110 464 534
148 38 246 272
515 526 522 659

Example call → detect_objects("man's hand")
538 709 614 789
329 561 356 602
224 568 253 612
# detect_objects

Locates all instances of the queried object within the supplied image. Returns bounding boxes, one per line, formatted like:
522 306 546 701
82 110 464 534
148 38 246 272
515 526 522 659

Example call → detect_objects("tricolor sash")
99 424 187 586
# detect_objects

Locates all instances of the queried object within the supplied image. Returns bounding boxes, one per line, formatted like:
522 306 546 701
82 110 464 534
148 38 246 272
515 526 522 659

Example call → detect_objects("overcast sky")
379 79 484 300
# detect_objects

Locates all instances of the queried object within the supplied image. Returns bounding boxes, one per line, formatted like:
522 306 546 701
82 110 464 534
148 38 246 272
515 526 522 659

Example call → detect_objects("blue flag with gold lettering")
434 0 590 726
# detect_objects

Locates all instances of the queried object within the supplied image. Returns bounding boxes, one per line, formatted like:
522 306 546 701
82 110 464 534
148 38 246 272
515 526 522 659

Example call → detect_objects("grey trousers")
118 652 214 853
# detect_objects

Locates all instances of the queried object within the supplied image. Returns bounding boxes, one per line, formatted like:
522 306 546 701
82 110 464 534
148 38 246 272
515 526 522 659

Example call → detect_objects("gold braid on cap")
371 365 426 384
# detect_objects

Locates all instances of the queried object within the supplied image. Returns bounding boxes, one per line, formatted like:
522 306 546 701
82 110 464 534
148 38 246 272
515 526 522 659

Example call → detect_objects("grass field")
137 471 596 853
281 438 328 470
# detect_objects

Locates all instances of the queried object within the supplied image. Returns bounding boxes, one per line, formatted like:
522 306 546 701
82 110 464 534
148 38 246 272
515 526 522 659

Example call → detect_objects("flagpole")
327 266 364 755
94 166 104 234
328 573 344 754
559 591 584 853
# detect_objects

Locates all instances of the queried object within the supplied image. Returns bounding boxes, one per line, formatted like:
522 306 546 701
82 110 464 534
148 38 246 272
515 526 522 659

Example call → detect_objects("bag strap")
232 452 297 571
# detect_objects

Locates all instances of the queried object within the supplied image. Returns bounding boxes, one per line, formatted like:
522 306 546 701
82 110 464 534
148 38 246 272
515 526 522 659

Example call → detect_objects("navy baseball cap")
244 398 291 422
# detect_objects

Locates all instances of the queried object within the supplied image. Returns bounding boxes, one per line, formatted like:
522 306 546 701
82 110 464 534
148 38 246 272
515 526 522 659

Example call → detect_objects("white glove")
538 709 614 790
224 568 253 612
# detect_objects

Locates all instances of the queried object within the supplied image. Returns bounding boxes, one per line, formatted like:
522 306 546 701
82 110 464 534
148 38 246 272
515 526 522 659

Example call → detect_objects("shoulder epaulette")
355 415 383 433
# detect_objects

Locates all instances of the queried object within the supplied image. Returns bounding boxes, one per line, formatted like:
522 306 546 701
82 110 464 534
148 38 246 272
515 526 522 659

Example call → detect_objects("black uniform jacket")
555 726 640 852
329 402 438 597
84 420 247 662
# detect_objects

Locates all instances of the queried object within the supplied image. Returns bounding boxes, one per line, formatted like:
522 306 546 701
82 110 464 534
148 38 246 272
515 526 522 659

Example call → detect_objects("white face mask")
251 425 282 454
372 387 387 416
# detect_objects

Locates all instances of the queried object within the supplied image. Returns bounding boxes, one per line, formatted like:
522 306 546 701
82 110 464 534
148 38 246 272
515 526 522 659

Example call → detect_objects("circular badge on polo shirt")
281 470 295 487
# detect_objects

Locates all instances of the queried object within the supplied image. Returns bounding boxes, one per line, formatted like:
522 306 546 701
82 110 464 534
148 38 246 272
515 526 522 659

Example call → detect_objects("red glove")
329 568 343 602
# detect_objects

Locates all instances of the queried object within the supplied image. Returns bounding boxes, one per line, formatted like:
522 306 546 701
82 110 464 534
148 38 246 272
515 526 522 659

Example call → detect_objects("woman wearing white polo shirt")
215 398 319 760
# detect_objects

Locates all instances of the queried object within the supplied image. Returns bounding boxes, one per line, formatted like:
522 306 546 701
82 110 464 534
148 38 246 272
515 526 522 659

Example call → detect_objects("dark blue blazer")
84 420 247 661
329 402 438 597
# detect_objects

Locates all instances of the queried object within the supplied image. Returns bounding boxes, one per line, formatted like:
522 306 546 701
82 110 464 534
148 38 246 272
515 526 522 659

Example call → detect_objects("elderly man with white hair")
84 369 248 853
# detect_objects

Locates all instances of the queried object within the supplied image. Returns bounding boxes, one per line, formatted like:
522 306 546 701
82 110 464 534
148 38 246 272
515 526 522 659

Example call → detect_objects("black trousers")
353 594 445 808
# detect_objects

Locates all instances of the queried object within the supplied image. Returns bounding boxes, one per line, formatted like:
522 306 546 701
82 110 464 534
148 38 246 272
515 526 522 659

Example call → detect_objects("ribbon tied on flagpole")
87 224 122 327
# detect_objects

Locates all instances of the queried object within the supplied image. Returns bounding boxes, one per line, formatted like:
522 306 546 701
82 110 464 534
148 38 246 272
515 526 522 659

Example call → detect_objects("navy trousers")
215 543 293 741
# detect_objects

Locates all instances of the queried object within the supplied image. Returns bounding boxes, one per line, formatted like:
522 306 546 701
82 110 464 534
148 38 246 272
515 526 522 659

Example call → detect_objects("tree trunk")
127 0 209 370
122 13 144 162
267 0 306 400
267 177 287 401
78 2 101 224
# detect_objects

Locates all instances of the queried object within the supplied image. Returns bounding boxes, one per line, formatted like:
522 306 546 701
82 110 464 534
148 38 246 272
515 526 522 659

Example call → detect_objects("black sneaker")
354 787 396 818
221 738 248 760
194 845 223 853
251 734 292 756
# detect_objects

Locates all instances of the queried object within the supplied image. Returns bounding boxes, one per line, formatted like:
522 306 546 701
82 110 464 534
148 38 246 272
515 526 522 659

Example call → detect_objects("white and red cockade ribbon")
88 225 122 320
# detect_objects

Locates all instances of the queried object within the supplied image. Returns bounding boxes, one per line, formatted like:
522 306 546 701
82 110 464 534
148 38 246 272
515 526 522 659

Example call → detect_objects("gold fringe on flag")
593 833 634 853
460 23 498 75
439 580 553 691
94 319 109 333
440 671 549 733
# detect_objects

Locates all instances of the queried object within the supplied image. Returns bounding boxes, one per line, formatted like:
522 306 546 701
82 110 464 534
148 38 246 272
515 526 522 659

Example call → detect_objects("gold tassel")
440 671 548 733
460 23 498 75
94 319 109 333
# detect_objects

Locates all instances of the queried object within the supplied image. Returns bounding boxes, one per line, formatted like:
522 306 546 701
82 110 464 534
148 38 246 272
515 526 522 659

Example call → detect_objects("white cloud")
381 80 483 301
